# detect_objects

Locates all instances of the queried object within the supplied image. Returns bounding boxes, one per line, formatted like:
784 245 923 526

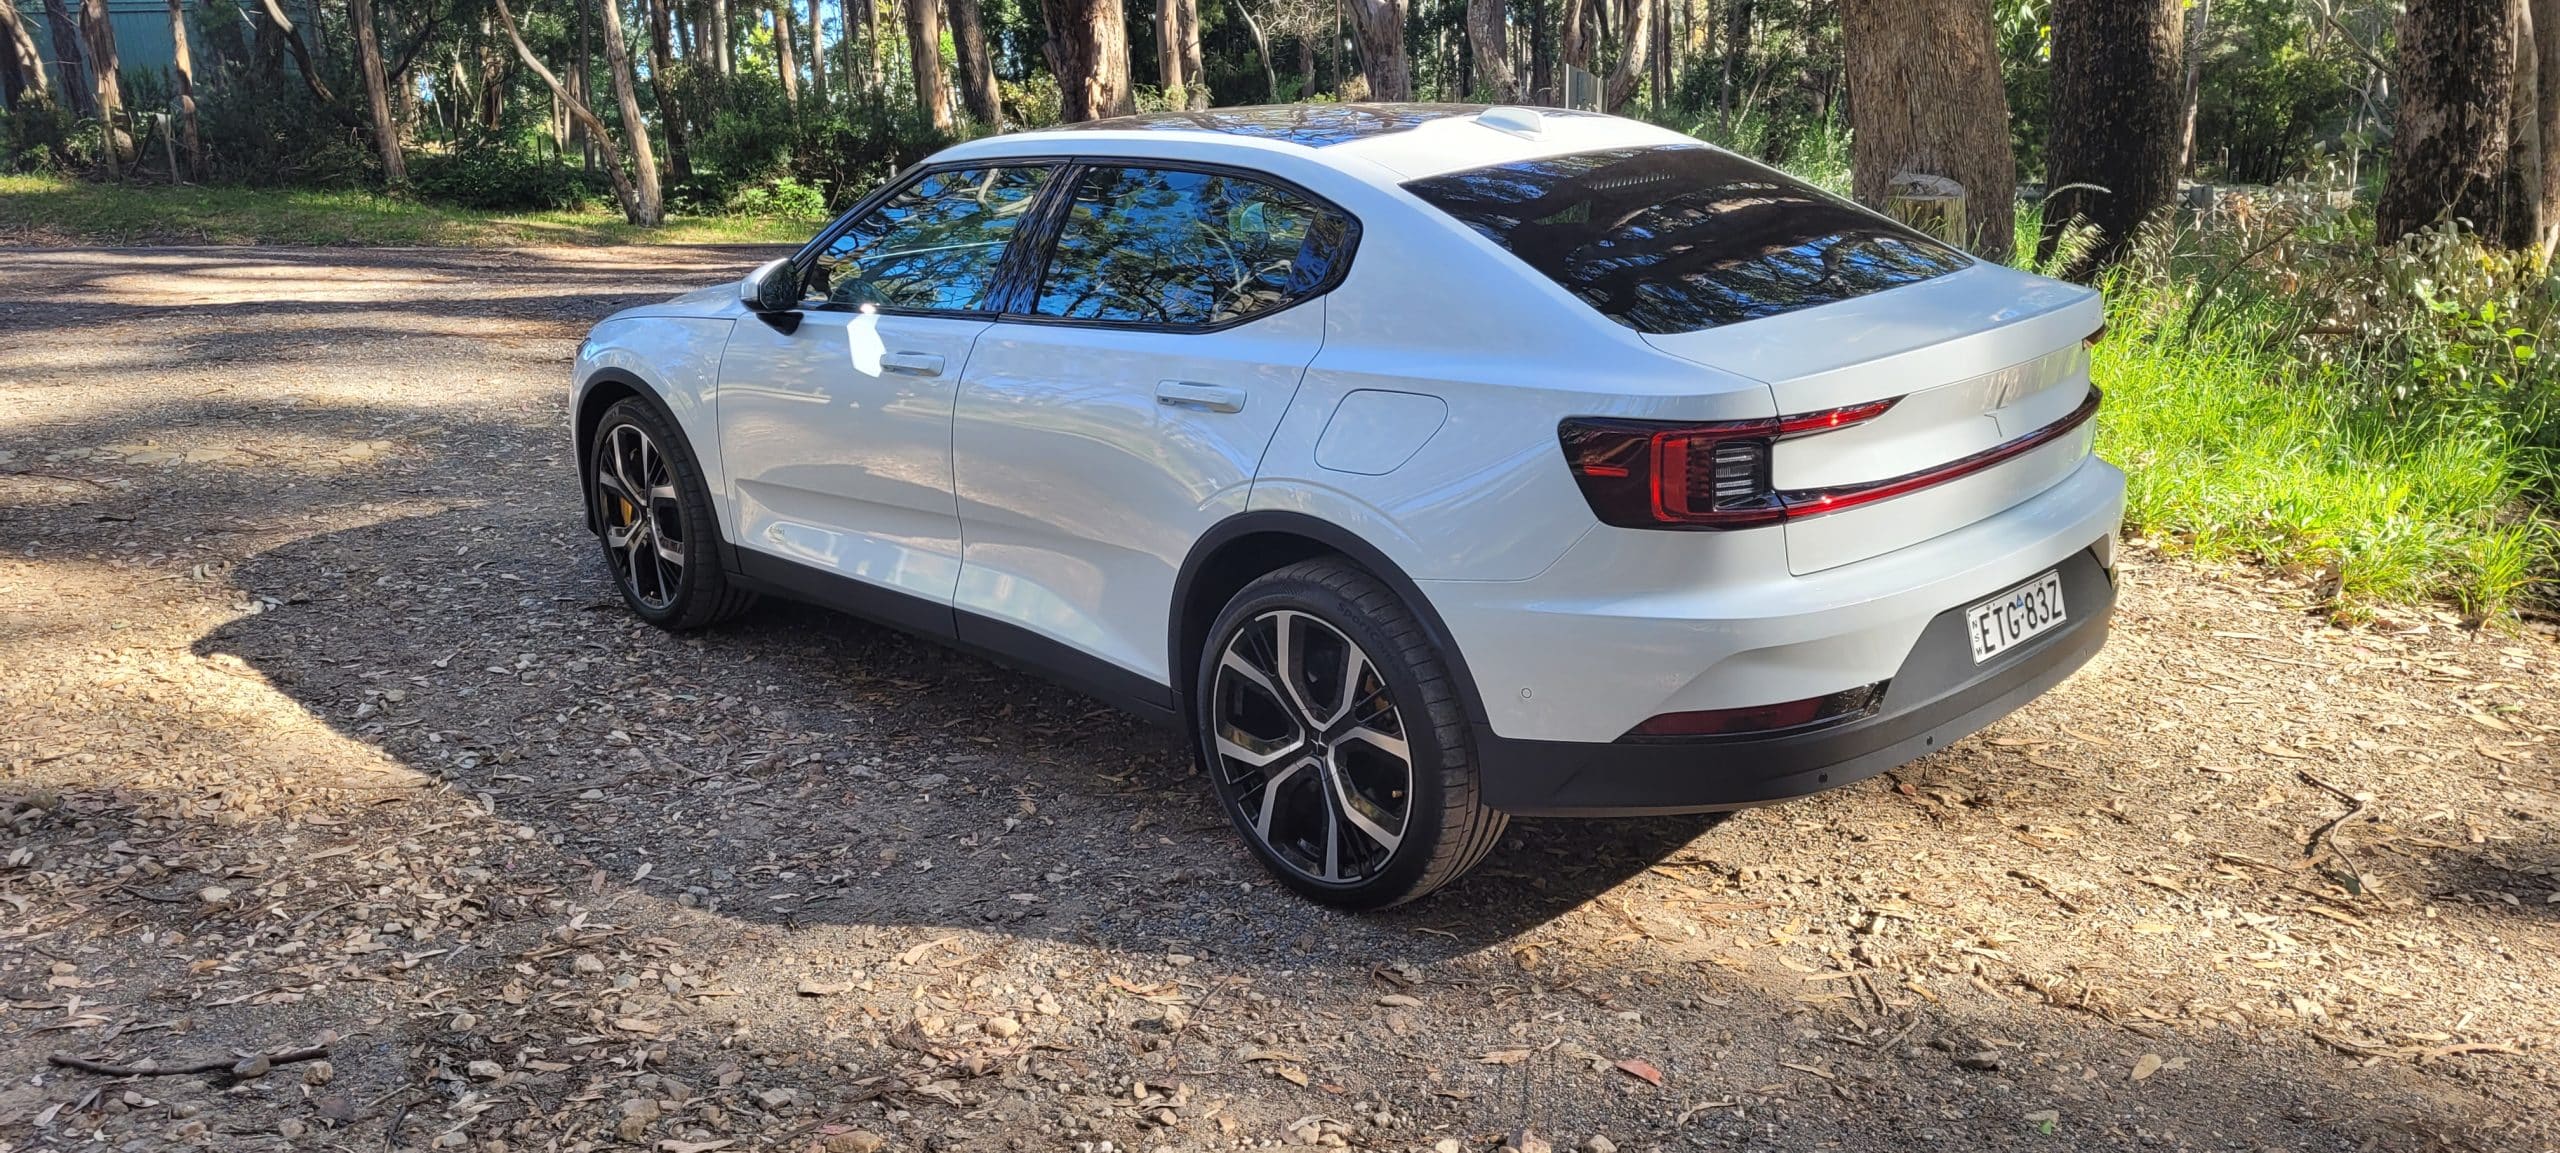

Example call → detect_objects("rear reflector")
1626 682 1887 740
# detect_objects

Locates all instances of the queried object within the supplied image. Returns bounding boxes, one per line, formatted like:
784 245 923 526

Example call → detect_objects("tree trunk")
906 0 950 129
710 0 731 74
1841 0 2017 261
2039 0 2181 275
41 0 90 116
1467 0 1511 99
1156 0 1184 97
1178 0 1202 103
645 0 693 178
2376 0 2515 245
77 0 120 120
2175 0 2207 174
1344 0 1406 98
1040 0 1132 119
806 0 825 96
0 0 50 107
1232 0 1277 98
948 0 1000 123
775 0 800 102
1600 0 1647 109
258 0 346 107
169 0 200 175
2535 0 2560 257
2506 0 2545 251
857 0 880 93
492 0 661 223
1558 0 1583 71
352 0 405 181
1718 0 1748 116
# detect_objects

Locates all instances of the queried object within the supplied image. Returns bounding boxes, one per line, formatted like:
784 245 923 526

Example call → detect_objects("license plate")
1966 570 2067 663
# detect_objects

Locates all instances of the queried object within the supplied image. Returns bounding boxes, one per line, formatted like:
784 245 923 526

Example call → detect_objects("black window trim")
785 153 1363 335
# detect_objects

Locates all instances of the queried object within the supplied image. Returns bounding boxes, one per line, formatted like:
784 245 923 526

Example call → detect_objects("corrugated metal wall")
12 0 230 96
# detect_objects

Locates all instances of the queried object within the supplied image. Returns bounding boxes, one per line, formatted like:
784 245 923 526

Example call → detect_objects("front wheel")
1194 559 1506 909
590 397 754 630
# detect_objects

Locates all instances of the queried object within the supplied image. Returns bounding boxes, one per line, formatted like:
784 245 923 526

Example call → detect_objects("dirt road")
3 246 2556 1153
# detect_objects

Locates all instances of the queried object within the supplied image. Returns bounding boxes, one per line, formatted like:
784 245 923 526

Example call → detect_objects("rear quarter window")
1402 144 1972 335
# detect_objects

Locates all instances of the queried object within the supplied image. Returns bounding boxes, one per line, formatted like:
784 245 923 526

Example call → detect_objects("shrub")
725 176 828 220
408 141 598 211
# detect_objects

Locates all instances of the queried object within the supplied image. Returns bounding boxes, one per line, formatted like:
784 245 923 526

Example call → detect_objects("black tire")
589 397 755 630
1193 557 1506 910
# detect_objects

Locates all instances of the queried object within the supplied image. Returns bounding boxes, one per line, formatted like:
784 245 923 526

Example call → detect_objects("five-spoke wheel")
1196 559 1506 908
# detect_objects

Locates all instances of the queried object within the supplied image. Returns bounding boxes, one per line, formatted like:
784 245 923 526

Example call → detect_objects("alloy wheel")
1210 609 1415 886
595 422 687 611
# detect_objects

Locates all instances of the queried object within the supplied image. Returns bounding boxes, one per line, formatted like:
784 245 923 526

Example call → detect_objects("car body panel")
718 310 989 605
574 315 739 533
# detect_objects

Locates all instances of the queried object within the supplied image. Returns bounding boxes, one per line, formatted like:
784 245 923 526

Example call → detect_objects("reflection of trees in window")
1406 145 1971 334
810 167 1053 312
1034 167 1348 327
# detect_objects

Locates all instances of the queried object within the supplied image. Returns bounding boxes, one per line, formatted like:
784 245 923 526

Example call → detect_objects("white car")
572 103 2124 909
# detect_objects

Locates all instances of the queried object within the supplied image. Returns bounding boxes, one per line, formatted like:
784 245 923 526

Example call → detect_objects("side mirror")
740 257 802 313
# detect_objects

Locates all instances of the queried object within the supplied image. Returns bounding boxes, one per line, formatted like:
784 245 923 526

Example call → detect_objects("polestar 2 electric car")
570 103 2124 908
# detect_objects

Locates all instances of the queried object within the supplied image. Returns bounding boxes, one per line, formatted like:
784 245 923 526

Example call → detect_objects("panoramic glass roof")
1056 103 1598 148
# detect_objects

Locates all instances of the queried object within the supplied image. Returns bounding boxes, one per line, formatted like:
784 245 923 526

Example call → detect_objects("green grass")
0 173 819 247
2092 302 2553 618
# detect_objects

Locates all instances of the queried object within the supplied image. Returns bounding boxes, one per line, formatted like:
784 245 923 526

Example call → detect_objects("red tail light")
1558 399 1899 530
1560 388 2100 530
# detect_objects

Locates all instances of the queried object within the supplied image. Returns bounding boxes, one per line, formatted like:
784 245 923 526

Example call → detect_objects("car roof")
936 103 1700 183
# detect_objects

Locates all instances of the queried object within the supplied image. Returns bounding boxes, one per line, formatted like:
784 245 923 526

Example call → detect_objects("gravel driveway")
3 245 2556 1153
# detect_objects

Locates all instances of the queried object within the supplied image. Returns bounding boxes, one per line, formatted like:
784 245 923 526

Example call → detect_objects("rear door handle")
1155 381 1246 413
879 351 945 377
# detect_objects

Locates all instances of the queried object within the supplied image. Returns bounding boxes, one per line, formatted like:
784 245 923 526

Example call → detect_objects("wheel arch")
1168 511 1491 731
573 369 729 566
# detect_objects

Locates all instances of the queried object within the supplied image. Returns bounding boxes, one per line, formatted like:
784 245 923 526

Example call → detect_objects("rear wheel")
590 398 754 630
1195 559 1505 909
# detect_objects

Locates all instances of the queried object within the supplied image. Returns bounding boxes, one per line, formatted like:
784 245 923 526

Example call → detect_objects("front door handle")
879 351 945 377
1155 380 1246 413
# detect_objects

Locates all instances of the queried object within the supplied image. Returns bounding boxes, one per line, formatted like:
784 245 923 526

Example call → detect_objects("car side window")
806 166 1053 312
1031 165 1351 327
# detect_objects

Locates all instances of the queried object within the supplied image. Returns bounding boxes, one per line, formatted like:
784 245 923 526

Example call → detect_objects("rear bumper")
1476 546 2115 816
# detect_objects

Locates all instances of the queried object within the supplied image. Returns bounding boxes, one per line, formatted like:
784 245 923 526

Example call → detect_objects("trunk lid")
1643 261 2104 574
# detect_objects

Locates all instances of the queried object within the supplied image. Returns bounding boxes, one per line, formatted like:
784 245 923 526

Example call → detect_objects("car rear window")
1402 144 1972 334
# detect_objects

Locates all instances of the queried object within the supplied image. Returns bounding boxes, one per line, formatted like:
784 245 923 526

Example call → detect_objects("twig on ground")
47 1043 330 1078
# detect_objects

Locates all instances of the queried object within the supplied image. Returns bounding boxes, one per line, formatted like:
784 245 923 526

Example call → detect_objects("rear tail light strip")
1559 386 2100 530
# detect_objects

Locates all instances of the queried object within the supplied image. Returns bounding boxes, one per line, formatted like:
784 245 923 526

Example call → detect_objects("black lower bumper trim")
1475 546 2116 817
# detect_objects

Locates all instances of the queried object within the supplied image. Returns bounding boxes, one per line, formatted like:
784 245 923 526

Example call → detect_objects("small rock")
197 886 232 905
572 954 606 974
755 1088 798 1110
229 1055 270 1079
984 1015 1023 1039
824 1131 887 1153
466 1060 504 1080
1955 1051 2003 1072
276 1119 307 1139
314 1095 356 1124
1587 1137 1617 1153
1435 1141 1463 1153
302 1061 334 1086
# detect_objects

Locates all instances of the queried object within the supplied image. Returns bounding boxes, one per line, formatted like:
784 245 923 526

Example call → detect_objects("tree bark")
710 0 731 74
1600 0 1647 109
2534 0 2560 257
775 0 800 102
1344 0 1406 98
2175 0 2207 174
948 0 1000 123
1841 0 2017 261
2376 0 2515 245
351 0 405 181
906 0 950 129
1467 0 1511 99
1526 0 1548 101
492 0 661 223
1178 0 1202 102
77 0 120 120
2040 0 2182 275
1156 0 1184 97
41 0 90 116
1040 0 1132 119
1719 0 1748 116
258 0 348 108
0 0 49 107
644 0 692 177
806 0 825 95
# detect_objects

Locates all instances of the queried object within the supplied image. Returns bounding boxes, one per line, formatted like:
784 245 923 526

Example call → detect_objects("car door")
951 162 1357 685
717 165 1055 625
